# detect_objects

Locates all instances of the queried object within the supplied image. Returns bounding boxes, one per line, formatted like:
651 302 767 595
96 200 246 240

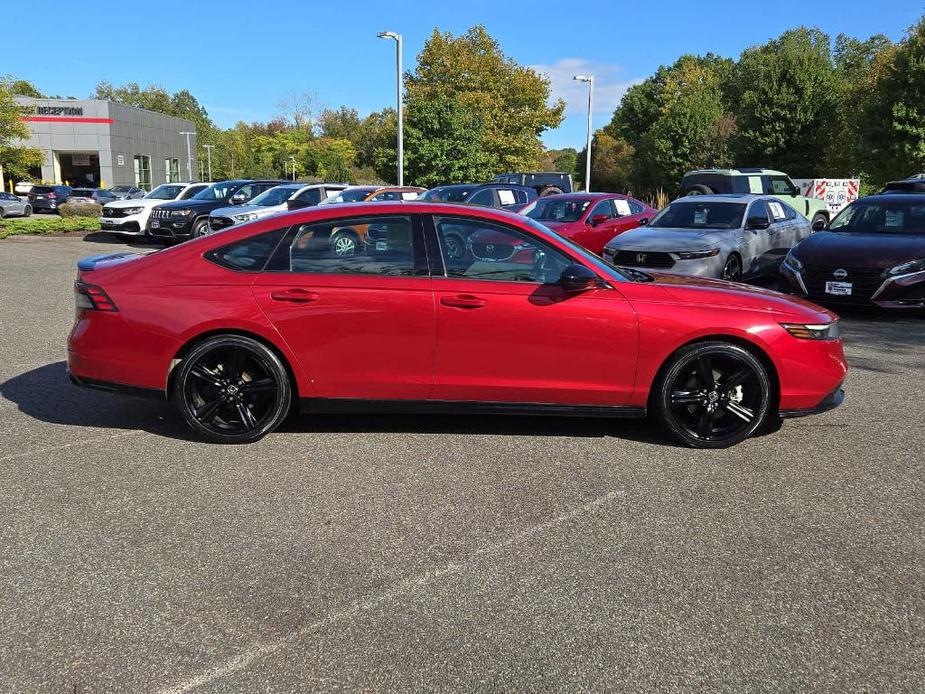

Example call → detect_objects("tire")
191 217 210 238
23 205 31 217
653 341 772 449
684 184 714 196
810 212 828 231
0 207 5 219
331 229 359 256
721 253 743 282
172 334 292 444
538 185 564 197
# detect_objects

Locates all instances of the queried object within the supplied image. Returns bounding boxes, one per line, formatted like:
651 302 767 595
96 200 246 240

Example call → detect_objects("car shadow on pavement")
82 231 163 249
2 362 677 445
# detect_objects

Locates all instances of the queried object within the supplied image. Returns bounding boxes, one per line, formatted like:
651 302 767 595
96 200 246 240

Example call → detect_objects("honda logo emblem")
833 268 848 280
636 253 646 264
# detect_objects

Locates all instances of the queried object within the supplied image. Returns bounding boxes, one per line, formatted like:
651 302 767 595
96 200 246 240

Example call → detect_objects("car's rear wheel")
722 254 742 281
173 335 291 443
653 341 771 449
23 205 32 217
684 184 714 196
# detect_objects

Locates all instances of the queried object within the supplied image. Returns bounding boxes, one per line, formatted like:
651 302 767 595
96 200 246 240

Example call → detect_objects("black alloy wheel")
654 341 771 448
192 217 210 238
722 254 743 282
173 335 291 443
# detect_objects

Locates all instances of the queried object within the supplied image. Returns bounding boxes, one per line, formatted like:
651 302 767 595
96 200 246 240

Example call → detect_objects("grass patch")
0 215 100 239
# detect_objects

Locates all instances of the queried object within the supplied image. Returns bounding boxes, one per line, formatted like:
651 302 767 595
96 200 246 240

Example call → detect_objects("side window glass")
295 188 322 204
589 200 614 219
206 227 289 272
434 216 572 284
770 177 794 195
627 199 644 215
371 191 401 201
273 215 414 277
468 189 494 207
766 200 787 221
234 184 255 200
747 200 769 224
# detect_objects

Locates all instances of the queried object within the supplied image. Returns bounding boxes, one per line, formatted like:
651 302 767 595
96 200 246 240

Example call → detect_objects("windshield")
522 217 635 283
421 186 474 203
523 198 591 222
249 186 299 207
649 201 746 229
320 187 376 204
828 200 925 234
111 186 132 193
192 182 239 201
145 184 185 200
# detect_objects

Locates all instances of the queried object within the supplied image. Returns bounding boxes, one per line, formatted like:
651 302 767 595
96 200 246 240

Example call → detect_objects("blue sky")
6 1 923 150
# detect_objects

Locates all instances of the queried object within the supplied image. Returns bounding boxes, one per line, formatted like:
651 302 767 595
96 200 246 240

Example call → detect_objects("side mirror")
589 214 609 227
746 216 771 230
559 263 598 292
812 218 827 231
791 189 799 197
229 193 248 205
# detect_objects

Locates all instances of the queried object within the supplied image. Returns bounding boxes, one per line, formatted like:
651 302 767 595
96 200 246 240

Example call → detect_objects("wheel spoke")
241 377 276 393
696 408 717 438
671 390 701 406
695 357 715 389
723 400 755 424
225 348 245 381
720 366 753 390
194 396 225 424
235 400 258 429
190 364 221 384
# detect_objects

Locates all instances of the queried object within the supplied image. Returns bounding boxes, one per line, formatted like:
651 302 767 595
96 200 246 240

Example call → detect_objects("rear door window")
468 189 494 207
206 227 290 272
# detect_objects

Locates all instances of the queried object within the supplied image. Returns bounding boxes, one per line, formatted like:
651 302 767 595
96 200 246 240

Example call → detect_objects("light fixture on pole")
288 156 296 182
573 75 594 192
377 31 403 186
179 131 196 182
203 144 214 182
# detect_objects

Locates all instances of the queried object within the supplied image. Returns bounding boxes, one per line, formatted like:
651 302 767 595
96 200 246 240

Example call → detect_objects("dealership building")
11 97 198 190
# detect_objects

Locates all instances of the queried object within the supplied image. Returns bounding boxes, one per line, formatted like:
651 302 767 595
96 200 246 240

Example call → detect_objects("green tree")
729 28 839 176
6 78 43 98
404 25 564 184
0 79 43 185
856 18 925 184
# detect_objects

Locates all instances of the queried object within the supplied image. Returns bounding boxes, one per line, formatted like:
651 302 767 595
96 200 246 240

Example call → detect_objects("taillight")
75 281 118 311
47 192 57 199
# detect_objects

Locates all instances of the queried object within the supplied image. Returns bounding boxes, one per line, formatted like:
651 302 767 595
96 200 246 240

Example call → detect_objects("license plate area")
150 220 160 228
825 281 852 296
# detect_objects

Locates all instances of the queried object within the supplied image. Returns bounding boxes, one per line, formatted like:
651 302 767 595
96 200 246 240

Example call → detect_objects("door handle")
440 294 487 309
270 288 319 303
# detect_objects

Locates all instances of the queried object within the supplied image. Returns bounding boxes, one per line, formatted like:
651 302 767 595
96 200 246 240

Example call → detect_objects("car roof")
685 168 787 177
535 192 628 201
859 193 925 202
670 193 764 203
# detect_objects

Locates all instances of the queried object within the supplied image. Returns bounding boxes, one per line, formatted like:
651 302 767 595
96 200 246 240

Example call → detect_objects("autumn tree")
0 78 43 184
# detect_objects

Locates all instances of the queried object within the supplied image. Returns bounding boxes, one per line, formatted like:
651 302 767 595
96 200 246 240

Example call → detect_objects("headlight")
781 321 840 340
783 250 804 272
885 258 925 276
123 207 144 215
170 209 192 218
675 248 720 260
233 213 257 222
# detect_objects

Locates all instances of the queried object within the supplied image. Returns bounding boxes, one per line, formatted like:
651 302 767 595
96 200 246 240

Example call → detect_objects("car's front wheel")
722 254 742 281
23 205 32 217
653 341 772 449
173 334 292 443
191 217 210 238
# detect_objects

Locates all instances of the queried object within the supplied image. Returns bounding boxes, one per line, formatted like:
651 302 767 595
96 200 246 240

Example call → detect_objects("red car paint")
520 193 657 255
68 202 845 416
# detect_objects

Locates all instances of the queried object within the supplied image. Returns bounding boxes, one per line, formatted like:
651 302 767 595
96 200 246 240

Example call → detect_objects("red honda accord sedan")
67 202 847 448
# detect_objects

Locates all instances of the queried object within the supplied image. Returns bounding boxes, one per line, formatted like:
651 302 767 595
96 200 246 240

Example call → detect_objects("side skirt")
300 398 646 419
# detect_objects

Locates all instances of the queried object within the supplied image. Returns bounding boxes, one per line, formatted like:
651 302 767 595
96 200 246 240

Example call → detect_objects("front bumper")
100 215 143 234
780 385 845 418
782 261 925 309
146 217 194 239
603 246 724 278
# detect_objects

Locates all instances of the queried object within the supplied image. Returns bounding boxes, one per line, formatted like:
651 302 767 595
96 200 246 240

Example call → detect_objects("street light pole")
179 131 195 182
573 75 594 192
377 31 403 186
203 144 214 182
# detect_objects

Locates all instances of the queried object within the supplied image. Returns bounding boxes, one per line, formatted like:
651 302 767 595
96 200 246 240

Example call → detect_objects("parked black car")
781 193 925 309
491 172 574 196
419 183 536 211
147 180 286 241
27 185 72 214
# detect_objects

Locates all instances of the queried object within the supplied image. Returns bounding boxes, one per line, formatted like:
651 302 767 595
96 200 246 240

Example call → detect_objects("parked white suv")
100 182 209 236
208 183 348 233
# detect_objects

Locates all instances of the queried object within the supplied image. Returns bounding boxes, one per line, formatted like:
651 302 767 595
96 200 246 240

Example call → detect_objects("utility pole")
203 144 214 182
573 75 594 192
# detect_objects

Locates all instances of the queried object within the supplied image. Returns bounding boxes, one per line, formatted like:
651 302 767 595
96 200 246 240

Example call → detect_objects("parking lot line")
157 489 625 694
0 430 142 463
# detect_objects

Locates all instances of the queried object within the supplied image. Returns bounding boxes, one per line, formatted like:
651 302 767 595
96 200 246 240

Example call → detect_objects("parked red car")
68 202 846 448
519 193 657 255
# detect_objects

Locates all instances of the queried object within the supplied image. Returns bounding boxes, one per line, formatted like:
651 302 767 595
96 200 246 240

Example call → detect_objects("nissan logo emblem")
636 253 646 264
833 268 848 280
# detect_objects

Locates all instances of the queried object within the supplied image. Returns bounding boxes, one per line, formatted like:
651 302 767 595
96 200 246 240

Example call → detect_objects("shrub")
0 216 100 239
58 201 102 217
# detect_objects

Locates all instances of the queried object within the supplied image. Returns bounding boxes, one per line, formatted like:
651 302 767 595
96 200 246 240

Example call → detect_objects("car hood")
210 204 283 218
638 271 836 320
792 231 925 270
155 199 222 211
103 198 163 210
605 226 729 251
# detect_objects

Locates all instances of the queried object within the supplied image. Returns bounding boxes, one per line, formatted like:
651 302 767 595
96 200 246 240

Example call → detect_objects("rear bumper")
68 370 165 400
779 385 845 418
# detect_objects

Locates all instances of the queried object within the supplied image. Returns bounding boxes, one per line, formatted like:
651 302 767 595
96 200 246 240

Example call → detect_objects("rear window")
205 228 289 272
32 186 54 194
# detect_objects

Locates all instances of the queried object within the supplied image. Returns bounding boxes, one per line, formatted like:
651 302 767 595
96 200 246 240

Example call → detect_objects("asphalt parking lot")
1 232 923 693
